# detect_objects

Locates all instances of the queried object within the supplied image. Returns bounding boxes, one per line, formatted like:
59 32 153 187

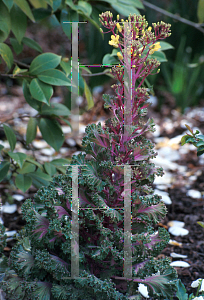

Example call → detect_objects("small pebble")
12 194 24 201
151 156 178 171
168 239 182 247
61 126 71 134
59 147 70 154
5 230 17 237
1 203 17 214
155 185 167 190
170 252 188 258
154 189 172 205
93 85 104 96
79 124 86 134
186 189 202 199
40 148 55 156
66 138 76 147
168 226 189 236
154 171 173 185
32 140 48 149
170 261 190 267
152 124 161 137
76 96 83 105
157 146 180 161
168 220 185 228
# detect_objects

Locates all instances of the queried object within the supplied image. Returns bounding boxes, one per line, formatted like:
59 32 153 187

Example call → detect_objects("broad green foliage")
1 0 160 193
0 12 177 300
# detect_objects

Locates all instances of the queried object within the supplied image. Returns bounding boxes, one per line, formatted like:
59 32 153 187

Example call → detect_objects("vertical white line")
123 21 133 278
71 22 79 134
123 165 132 278
71 165 79 278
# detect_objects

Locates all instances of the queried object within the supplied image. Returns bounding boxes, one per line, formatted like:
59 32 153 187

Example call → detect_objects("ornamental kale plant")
0 12 177 300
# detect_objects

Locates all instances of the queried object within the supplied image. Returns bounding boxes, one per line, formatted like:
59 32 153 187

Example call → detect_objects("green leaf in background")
8 152 27 169
32 7 52 21
16 162 36 174
14 0 35 22
29 53 61 75
159 41 174 51
118 0 144 9
59 117 72 130
197 146 204 156
149 51 167 62
0 161 10 182
10 4 27 43
60 60 71 76
28 0 48 8
50 158 70 173
2 0 14 11
28 169 52 188
10 38 23 55
65 0 76 10
79 66 92 74
196 140 204 147
22 37 42 53
41 103 71 116
83 78 94 110
23 80 42 111
197 134 204 139
39 118 64 151
0 1 11 42
0 145 4 151
38 69 72 86
78 10 102 36
0 43 13 70
26 117 38 145
111 3 140 16
181 135 190 146
102 53 119 65
15 174 32 192
30 78 53 104
198 221 204 228
77 1 92 16
50 158 70 167
60 8 78 40
45 0 53 7
25 156 43 170
44 162 56 176
198 0 204 23
3 124 16 151
53 0 61 11
176 279 188 300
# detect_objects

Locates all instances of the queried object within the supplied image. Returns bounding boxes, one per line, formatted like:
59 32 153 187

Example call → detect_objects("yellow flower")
116 22 122 32
109 35 120 48
147 26 152 31
149 42 161 55
117 52 123 60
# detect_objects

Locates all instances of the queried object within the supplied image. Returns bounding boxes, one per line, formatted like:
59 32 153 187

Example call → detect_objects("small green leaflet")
29 53 61 75
38 69 72 86
3 124 16 151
